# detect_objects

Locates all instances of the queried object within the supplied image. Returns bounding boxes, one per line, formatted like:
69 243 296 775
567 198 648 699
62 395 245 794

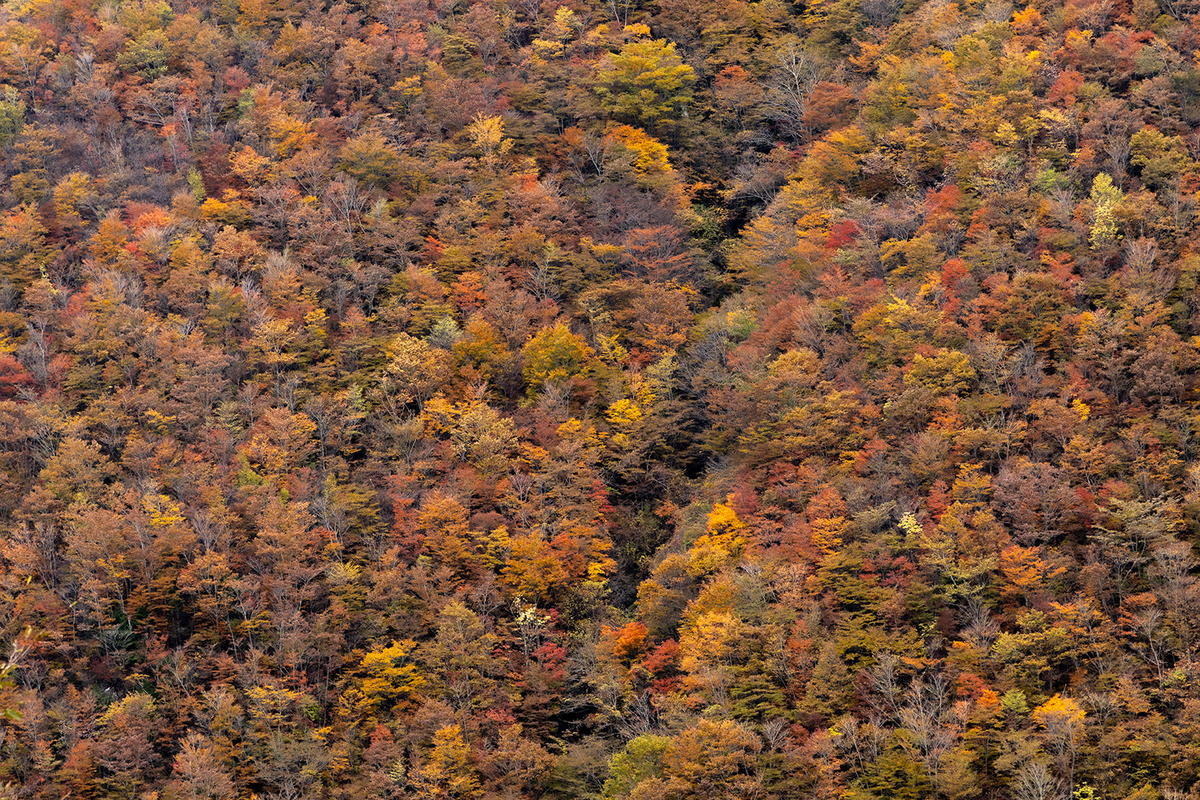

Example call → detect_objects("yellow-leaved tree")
687 500 748 577
1032 694 1085 787
593 34 695 129
411 724 481 799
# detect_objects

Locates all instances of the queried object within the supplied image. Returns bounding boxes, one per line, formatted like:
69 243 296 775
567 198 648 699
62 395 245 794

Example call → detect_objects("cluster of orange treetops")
4 0 1200 796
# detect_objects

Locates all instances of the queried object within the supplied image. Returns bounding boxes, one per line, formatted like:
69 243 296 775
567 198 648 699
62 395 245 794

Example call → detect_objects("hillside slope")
3 0 1200 796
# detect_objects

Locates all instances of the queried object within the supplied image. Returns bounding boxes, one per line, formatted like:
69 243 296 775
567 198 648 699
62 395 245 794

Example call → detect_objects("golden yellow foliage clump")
687 500 748 577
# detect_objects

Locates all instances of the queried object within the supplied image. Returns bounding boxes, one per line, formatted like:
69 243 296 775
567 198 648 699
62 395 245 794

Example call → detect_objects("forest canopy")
2 0 1200 796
